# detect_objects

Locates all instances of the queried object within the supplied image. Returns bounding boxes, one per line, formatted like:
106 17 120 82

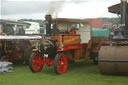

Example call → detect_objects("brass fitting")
44 46 47 51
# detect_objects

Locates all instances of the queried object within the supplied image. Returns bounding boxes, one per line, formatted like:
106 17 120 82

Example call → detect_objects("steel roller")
98 46 128 74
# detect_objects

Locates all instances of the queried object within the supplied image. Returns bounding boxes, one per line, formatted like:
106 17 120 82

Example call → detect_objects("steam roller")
98 0 128 74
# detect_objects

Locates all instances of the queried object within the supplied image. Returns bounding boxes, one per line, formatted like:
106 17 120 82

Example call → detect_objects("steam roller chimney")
121 0 127 25
113 0 127 40
45 15 52 35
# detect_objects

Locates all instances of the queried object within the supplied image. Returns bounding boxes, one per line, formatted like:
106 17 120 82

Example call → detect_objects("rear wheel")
93 56 98 65
0 55 10 61
54 53 68 75
24 46 33 65
29 52 43 72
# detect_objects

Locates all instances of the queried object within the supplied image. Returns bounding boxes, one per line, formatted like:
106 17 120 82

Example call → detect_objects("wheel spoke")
60 66 64 71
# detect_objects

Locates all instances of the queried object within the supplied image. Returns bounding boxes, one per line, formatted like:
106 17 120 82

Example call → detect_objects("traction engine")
29 15 68 74
29 14 92 75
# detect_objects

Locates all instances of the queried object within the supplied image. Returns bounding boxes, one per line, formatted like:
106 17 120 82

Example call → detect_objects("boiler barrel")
98 46 128 74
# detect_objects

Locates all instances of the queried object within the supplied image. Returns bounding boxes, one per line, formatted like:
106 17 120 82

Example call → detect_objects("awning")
52 18 89 23
108 3 128 14
0 19 31 26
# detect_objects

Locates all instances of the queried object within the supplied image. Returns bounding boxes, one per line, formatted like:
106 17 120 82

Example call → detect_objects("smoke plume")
47 0 65 16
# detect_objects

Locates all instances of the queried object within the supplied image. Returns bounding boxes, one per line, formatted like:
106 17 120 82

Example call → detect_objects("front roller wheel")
29 52 43 73
54 53 68 75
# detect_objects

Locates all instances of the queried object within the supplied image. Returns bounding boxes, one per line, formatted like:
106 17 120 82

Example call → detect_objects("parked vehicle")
28 15 101 74
98 0 128 74
0 20 32 64
24 21 40 34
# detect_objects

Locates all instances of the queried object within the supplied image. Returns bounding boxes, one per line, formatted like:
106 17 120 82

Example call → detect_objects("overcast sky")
0 0 120 20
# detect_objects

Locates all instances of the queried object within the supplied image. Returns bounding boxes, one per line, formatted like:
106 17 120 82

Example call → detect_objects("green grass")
0 60 128 85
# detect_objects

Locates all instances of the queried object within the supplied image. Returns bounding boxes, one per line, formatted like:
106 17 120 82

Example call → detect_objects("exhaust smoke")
47 0 65 16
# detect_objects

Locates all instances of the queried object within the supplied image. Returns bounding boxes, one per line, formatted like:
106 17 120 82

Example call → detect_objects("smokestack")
113 0 127 40
45 15 52 35
120 0 127 24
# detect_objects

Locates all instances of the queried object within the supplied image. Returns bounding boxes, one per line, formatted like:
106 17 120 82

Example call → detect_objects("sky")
0 0 120 20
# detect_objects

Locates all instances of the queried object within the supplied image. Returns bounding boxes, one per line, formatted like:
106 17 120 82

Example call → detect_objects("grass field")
0 60 128 85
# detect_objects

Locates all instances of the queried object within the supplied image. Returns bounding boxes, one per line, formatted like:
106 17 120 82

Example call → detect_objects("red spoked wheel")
54 53 68 75
29 52 43 73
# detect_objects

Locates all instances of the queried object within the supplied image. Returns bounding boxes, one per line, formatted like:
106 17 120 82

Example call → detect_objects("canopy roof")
0 19 30 26
52 18 89 24
108 3 128 14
